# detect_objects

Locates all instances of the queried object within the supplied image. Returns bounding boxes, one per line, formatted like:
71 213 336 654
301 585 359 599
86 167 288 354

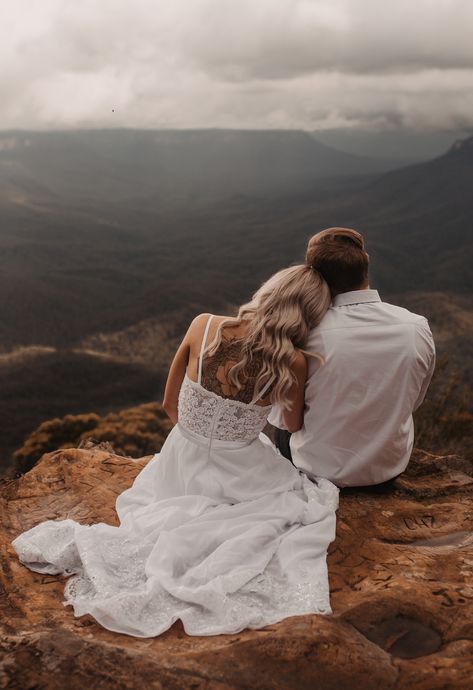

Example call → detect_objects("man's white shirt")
268 289 436 486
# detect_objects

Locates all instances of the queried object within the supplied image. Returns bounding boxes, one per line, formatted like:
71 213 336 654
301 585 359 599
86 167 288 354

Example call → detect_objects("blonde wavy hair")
205 265 331 407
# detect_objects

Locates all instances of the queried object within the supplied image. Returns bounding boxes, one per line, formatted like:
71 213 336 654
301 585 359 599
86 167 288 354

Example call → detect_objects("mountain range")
0 129 405 206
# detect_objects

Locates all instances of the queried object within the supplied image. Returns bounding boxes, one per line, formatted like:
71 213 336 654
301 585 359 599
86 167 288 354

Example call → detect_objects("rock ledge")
1 447 472 689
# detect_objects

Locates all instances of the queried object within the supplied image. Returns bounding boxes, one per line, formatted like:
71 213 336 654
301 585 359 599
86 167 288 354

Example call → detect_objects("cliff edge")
1 447 472 689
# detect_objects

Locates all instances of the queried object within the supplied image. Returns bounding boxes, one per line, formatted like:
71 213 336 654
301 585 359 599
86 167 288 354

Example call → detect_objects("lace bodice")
201 338 272 404
178 375 271 442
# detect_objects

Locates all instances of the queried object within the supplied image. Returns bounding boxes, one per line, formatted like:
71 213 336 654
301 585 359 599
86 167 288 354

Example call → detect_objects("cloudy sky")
2 0 473 132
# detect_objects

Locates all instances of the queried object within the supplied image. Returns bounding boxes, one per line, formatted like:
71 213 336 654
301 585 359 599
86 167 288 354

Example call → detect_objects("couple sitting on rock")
13 227 435 638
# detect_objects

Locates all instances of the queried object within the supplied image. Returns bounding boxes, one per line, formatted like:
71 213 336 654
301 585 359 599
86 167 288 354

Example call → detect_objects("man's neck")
333 284 370 298
332 287 381 308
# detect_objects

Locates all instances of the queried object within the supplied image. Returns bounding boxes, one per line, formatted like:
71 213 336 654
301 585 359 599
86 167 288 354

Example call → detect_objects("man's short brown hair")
306 227 369 296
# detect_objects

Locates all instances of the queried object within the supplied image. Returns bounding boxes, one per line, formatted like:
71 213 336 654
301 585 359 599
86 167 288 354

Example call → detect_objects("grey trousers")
273 428 295 466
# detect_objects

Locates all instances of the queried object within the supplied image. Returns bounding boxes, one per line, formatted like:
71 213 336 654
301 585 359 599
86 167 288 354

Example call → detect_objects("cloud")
177 0 473 79
1 0 473 131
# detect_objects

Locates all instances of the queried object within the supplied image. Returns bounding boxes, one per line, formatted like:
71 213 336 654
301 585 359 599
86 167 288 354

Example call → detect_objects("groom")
270 227 436 487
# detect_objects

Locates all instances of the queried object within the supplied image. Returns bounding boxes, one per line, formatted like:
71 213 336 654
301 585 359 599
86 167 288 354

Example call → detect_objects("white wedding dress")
12 316 339 637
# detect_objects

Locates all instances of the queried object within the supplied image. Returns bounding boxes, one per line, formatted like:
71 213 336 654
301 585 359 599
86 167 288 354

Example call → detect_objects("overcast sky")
1 0 473 132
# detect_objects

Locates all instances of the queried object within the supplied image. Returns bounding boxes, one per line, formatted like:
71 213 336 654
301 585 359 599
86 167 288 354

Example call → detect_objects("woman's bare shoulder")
186 313 235 340
189 312 212 327
191 312 237 321
188 313 233 328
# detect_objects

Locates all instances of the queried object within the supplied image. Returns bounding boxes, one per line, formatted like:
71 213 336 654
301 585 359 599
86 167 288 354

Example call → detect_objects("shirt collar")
332 289 381 307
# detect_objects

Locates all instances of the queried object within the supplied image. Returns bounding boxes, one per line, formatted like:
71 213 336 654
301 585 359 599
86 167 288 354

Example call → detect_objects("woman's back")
178 315 274 443
201 326 273 405
185 314 272 404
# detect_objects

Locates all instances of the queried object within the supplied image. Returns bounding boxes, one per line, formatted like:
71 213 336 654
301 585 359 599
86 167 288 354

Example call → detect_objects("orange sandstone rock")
1 447 472 689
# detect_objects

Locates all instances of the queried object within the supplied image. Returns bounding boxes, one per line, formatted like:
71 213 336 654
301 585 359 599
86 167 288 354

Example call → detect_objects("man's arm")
413 319 436 412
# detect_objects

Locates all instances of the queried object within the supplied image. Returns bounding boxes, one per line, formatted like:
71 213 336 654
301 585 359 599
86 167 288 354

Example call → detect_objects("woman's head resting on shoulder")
248 265 330 344
206 265 331 408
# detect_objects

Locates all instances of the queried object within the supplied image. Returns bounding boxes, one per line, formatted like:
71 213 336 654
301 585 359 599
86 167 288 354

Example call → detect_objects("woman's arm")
162 314 210 424
282 350 308 433
162 336 190 424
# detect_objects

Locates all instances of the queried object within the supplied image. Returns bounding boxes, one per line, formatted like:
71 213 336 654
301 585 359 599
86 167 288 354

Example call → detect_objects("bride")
12 264 339 637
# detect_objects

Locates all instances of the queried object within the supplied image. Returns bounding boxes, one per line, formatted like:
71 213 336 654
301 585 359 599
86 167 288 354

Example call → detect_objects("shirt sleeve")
413 318 436 411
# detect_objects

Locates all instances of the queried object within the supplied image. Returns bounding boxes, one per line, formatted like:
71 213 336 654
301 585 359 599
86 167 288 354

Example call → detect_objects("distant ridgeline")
0 130 471 472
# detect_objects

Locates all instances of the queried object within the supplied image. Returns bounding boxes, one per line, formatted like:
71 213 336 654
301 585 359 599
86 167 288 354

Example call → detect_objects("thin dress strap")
249 373 276 406
197 315 214 385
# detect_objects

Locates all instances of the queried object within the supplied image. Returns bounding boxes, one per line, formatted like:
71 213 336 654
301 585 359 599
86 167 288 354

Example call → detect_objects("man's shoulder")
379 301 430 326
310 300 430 335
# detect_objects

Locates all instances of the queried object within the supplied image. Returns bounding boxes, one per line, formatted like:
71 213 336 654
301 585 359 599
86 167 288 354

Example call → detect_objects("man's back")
289 289 436 486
